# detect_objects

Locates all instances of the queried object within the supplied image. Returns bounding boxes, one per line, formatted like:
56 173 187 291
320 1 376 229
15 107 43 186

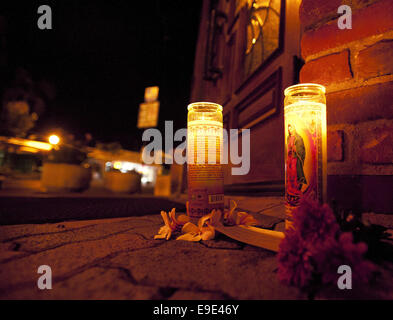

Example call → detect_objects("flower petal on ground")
200 225 215 240
177 214 191 224
209 209 222 227
154 225 171 240
160 211 171 228
198 214 212 229
176 233 202 241
181 222 200 234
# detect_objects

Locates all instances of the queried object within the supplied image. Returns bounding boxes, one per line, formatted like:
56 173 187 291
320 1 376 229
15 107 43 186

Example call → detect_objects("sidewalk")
0 193 392 299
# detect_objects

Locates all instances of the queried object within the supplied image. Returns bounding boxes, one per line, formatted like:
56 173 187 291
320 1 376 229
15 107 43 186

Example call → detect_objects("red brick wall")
299 0 393 213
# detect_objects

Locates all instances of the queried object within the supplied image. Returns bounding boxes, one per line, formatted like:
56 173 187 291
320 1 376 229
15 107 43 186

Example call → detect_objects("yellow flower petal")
201 231 214 241
235 211 257 226
201 225 215 240
169 208 180 229
198 214 212 229
158 225 167 233
168 208 176 222
154 225 171 240
177 214 190 224
210 209 222 226
230 200 237 214
176 233 201 241
181 222 199 234
160 211 170 227
166 230 172 240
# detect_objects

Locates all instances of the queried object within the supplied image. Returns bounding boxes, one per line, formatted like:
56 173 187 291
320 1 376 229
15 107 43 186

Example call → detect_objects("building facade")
191 0 393 213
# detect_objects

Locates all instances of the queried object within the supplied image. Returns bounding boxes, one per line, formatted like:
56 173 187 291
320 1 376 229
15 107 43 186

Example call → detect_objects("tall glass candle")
187 102 224 218
284 84 327 229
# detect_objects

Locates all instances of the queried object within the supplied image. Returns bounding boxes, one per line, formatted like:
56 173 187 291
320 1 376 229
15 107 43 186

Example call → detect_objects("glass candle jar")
187 102 224 218
284 84 327 229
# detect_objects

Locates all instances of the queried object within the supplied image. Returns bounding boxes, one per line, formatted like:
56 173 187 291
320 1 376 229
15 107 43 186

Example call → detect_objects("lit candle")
187 102 224 218
284 84 327 229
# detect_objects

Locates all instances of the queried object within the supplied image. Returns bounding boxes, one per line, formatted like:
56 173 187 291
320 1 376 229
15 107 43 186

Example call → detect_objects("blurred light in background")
106 161 157 184
5 137 52 151
113 161 122 170
48 134 60 145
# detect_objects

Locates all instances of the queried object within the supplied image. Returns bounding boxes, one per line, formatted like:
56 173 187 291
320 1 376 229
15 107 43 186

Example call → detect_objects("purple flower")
277 227 314 289
277 198 375 290
291 198 340 243
314 232 375 286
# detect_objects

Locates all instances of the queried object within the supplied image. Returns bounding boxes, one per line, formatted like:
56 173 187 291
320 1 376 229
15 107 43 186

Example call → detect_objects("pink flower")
278 198 375 290
277 227 314 289
314 232 376 286
291 198 339 243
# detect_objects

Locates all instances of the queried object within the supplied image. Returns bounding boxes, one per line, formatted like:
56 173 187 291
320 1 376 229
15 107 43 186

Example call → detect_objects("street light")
48 134 60 145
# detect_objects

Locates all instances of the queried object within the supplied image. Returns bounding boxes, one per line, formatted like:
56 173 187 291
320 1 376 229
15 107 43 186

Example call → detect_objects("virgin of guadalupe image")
286 124 307 196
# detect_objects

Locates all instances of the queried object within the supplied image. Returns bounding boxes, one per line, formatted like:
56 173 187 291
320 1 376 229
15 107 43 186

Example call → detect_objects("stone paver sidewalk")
0 196 392 300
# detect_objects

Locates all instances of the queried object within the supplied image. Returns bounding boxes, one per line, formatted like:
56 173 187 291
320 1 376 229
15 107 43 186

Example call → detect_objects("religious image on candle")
284 84 327 228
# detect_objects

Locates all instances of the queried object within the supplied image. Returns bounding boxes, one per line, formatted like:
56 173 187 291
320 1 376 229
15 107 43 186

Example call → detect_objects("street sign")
144 86 159 102
137 101 160 128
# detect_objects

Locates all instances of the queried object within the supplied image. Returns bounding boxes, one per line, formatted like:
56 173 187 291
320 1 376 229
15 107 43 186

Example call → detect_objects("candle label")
188 164 224 217
284 102 326 225
187 120 224 217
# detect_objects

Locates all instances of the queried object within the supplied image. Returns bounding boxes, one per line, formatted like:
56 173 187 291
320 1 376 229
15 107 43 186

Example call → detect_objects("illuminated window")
244 0 282 78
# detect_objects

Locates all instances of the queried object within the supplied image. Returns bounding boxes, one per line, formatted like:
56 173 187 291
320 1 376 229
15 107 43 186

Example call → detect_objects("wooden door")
191 0 302 194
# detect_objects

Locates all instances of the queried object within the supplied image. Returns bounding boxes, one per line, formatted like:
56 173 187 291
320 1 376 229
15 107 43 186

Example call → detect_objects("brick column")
299 0 393 213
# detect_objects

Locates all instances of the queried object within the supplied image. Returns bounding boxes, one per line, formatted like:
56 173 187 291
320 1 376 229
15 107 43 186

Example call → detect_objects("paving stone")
258 204 286 219
0 243 25 262
363 213 393 229
106 240 305 300
0 195 391 300
1 267 160 300
0 217 137 242
228 196 284 214
198 235 244 250
252 213 284 230
0 231 161 296
1 217 162 255
169 290 227 300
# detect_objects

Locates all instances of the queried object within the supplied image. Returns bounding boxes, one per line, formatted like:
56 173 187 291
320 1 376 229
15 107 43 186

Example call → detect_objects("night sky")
0 0 202 150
